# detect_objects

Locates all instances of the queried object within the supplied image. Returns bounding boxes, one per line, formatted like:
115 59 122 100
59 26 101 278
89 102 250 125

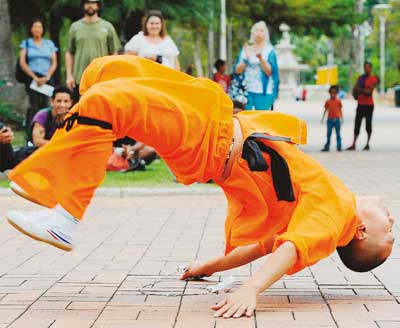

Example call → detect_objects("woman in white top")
125 11 180 70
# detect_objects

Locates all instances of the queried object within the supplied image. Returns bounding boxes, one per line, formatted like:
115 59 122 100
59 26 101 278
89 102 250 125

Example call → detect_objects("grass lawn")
1 157 218 189
1 160 177 188
13 130 26 147
102 159 178 187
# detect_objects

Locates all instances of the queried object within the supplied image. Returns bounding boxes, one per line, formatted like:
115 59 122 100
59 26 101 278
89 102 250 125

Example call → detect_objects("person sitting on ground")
5 56 394 320
107 136 157 172
0 123 16 172
31 86 73 148
8 86 74 166
1 86 73 171
213 59 231 93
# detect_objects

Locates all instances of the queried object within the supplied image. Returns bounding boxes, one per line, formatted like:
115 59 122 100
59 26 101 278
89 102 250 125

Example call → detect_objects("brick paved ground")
0 100 399 327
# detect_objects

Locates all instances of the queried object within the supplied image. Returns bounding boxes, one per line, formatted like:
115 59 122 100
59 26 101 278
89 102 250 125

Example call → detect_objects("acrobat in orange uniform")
7 56 394 319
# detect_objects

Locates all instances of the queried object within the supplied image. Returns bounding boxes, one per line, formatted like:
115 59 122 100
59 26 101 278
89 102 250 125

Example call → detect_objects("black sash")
242 133 295 202
58 112 112 131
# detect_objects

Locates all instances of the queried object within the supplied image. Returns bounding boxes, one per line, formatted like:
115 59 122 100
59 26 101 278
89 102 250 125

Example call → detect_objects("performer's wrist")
203 259 221 276
243 280 263 295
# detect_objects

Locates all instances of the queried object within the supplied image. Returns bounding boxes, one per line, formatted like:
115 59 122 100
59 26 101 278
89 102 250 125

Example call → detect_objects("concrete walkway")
0 100 399 327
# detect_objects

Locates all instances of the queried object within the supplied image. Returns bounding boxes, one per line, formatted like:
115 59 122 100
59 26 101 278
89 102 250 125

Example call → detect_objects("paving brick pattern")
0 100 399 327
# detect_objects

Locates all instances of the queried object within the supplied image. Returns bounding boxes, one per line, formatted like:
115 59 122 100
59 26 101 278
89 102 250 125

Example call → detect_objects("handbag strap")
25 39 29 62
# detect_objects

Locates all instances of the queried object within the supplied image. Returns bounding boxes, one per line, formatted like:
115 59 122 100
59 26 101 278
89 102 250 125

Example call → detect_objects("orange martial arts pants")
9 56 234 220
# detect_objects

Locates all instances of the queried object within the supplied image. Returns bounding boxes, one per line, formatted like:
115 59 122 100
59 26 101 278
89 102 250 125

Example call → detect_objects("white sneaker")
10 181 48 207
6 206 79 251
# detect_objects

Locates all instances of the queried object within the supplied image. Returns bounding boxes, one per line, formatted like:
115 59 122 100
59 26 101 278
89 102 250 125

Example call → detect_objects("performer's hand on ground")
180 261 213 280
212 283 258 318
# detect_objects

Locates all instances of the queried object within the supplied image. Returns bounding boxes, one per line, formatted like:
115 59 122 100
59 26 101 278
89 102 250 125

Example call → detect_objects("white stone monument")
275 23 309 99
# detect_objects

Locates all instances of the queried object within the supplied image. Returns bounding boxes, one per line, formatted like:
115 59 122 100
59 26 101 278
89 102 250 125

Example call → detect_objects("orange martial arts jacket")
9 55 358 274
217 111 358 274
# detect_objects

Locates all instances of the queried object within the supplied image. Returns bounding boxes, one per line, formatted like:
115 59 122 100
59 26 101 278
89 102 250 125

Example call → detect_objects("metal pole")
373 3 391 95
219 0 227 60
379 15 386 96
208 0 215 78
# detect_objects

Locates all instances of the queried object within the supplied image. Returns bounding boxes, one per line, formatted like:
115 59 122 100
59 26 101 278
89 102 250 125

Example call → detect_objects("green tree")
228 0 362 36
367 0 400 88
227 0 363 80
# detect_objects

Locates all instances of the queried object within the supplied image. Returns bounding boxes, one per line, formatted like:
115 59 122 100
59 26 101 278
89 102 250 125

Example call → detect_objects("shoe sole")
6 217 72 252
10 185 49 208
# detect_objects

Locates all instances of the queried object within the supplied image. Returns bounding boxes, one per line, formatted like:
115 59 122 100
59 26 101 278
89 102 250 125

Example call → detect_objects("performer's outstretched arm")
212 241 297 318
180 243 266 280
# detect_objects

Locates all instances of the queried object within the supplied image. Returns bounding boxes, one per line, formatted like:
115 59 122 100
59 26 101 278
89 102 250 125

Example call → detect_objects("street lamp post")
219 0 227 60
373 3 391 96
357 0 365 72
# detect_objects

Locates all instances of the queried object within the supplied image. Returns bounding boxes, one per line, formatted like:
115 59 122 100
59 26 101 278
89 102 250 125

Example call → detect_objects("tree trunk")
348 25 356 92
0 0 27 115
0 0 13 82
49 8 62 85
193 34 204 77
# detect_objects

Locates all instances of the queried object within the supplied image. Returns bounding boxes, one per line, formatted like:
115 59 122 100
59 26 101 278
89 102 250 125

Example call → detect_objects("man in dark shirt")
347 61 379 151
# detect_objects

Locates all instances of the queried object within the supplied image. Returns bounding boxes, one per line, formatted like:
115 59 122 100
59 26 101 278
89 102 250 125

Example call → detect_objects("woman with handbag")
18 18 58 131
234 21 279 111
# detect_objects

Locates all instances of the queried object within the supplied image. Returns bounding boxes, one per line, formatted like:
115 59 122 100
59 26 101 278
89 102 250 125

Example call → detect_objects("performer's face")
51 92 73 121
359 197 395 259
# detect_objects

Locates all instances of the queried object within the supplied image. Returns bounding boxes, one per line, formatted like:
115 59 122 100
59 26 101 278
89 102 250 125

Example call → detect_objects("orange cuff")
273 232 309 275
